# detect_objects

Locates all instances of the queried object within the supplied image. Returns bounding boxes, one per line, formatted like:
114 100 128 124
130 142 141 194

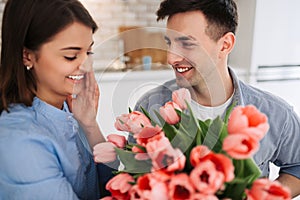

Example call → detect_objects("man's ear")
23 48 35 68
218 32 235 58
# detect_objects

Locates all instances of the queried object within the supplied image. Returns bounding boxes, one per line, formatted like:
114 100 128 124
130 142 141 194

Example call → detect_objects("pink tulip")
169 173 195 200
132 146 150 160
146 136 186 172
128 185 143 200
190 160 225 194
105 173 134 200
134 125 163 146
228 105 269 140
190 145 211 167
191 193 218 200
205 153 235 182
172 88 192 110
114 113 130 132
164 148 186 172
107 134 127 148
130 173 169 200
159 102 181 125
100 197 114 200
115 111 151 135
246 178 291 200
151 170 172 182
223 133 260 159
190 145 234 183
93 142 117 163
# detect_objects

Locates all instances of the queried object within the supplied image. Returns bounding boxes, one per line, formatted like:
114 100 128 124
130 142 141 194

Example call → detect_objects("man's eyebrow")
175 35 197 41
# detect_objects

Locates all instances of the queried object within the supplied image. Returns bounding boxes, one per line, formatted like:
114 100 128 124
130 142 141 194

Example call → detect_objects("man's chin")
175 77 193 88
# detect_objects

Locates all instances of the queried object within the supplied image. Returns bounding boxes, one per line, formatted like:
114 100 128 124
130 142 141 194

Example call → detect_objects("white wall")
96 70 175 137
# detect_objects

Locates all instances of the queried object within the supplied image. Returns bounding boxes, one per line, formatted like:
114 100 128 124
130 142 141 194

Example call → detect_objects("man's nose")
167 49 184 66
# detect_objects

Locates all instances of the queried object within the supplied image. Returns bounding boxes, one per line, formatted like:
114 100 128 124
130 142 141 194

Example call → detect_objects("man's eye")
64 56 77 61
182 42 195 48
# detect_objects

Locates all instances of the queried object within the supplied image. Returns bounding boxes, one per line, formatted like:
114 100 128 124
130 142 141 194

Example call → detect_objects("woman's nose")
79 55 93 72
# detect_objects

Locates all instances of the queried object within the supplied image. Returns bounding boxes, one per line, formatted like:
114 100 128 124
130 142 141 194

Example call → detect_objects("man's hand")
277 173 300 198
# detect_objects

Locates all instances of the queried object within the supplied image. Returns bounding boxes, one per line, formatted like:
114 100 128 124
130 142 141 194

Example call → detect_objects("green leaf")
202 116 227 153
219 158 261 200
158 106 200 154
218 178 247 200
224 101 237 124
140 106 158 126
140 106 151 120
115 148 152 174
233 158 261 187
195 126 202 145
198 119 210 135
128 107 132 113
153 110 177 141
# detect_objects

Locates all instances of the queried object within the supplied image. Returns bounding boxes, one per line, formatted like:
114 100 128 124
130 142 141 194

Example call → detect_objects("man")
134 0 300 197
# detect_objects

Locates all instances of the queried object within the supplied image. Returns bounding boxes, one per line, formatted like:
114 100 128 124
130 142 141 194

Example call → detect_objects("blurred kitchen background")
0 0 299 195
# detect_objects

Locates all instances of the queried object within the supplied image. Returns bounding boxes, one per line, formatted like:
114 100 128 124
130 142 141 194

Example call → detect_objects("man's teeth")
68 75 84 80
176 67 191 73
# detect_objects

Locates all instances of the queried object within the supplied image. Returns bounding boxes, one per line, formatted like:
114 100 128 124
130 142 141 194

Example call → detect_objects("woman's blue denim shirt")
0 97 99 199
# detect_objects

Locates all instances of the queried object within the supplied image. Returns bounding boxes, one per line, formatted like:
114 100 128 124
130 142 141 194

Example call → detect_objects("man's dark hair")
156 0 238 41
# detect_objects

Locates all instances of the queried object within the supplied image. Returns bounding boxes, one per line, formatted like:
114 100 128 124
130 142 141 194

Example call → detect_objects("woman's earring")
26 65 32 71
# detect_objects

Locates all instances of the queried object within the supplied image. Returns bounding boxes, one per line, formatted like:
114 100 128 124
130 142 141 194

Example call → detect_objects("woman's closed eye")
87 51 94 56
64 55 77 61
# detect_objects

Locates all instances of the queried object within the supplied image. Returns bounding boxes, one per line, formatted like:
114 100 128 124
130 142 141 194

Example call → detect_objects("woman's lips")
67 74 84 80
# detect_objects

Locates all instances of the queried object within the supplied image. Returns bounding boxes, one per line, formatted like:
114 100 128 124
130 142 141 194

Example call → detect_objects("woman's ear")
23 48 34 69
218 32 235 58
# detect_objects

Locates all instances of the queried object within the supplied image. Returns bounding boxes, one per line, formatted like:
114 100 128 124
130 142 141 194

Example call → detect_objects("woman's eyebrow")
60 41 94 51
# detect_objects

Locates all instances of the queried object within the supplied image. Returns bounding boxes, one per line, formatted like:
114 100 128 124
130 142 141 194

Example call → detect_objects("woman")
0 0 108 199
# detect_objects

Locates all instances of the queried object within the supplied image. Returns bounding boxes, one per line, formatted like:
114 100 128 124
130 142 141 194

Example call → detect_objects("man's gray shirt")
134 67 300 179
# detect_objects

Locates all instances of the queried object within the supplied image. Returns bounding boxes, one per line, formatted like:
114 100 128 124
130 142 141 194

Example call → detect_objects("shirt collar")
32 97 73 122
228 66 245 106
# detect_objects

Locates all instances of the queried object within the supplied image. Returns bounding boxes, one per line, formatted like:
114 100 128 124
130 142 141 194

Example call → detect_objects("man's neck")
189 69 234 107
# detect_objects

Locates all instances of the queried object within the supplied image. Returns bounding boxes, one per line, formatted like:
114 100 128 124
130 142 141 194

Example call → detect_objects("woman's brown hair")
0 0 98 113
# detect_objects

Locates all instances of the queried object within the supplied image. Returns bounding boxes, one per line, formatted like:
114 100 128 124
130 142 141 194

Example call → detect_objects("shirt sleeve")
275 110 300 179
0 134 79 200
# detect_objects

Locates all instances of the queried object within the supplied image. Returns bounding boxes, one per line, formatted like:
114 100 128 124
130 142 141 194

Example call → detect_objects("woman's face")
27 22 94 108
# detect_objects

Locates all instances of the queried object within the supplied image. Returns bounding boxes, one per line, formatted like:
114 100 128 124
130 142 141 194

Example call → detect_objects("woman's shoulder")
0 103 54 141
1 104 39 130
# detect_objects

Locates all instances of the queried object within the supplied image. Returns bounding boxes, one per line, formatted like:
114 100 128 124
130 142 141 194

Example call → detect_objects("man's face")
165 11 221 89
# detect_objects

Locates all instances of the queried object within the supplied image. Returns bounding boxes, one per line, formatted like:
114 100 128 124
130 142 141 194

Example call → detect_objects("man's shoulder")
145 79 178 95
239 79 295 120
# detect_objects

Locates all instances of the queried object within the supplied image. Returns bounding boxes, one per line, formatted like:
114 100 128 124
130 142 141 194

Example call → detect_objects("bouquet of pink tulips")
101 88 291 200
